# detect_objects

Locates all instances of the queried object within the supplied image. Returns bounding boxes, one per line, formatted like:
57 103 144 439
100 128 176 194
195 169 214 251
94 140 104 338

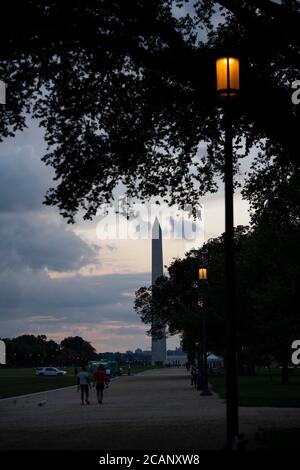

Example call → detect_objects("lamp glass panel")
216 57 240 95
228 57 240 91
216 57 229 91
199 268 207 280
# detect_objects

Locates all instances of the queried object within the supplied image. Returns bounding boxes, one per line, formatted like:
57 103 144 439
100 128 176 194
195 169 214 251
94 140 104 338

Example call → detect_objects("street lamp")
198 265 212 397
198 267 208 281
216 57 240 99
216 56 240 447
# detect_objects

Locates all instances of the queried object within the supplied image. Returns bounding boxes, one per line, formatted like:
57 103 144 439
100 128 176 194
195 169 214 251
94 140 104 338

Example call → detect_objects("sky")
0 118 251 353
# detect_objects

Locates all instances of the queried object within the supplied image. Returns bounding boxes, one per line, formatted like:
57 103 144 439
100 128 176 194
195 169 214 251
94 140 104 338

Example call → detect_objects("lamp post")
216 56 240 447
198 265 212 396
195 341 202 391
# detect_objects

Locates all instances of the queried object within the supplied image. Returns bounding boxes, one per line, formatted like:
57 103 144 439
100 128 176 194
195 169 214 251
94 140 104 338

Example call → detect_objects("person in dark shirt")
93 365 106 404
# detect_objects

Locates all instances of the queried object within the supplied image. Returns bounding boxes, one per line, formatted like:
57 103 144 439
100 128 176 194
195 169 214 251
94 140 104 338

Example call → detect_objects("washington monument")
151 217 167 365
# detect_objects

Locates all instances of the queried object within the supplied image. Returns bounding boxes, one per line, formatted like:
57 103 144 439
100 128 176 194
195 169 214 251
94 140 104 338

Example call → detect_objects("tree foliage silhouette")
0 1 299 221
135 223 300 382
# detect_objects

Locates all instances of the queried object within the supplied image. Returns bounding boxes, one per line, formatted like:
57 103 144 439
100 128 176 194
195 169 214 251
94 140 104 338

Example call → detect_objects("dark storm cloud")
0 130 51 212
0 124 99 273
0 269 148 320
0 268 150 336
0 214 96 271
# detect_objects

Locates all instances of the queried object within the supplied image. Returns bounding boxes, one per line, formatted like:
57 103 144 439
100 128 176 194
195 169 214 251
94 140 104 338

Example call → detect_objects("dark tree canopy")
0 1 299 221
135 222 300 380
2 334 97 366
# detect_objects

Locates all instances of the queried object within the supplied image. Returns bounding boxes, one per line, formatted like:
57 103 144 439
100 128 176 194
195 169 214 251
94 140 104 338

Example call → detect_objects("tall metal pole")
201 300 212 396
224 101 239 446
202 308 208 389
196 342 202 391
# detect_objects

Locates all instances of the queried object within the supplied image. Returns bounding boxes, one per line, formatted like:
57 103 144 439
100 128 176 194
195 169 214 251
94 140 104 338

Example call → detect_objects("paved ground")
0 368 299 450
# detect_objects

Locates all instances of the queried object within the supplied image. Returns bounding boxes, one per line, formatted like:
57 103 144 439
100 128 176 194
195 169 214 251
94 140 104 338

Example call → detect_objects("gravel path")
0 368 299 450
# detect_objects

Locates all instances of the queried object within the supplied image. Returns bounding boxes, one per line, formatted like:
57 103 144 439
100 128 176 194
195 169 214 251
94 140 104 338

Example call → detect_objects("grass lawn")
0 365 155 399
209 372 300 407
0 367 76 399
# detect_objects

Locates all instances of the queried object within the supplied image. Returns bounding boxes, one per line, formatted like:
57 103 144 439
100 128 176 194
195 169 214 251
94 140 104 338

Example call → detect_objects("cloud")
0 268 149 321
0 128 51 213
0 268 151 351
0 214 96 272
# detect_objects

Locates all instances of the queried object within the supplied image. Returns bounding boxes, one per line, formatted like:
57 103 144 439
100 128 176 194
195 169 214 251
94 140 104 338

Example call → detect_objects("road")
0 368 299 450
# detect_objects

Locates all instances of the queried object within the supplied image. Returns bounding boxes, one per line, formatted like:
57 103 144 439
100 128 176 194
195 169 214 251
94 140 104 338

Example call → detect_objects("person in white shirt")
77 366 91 405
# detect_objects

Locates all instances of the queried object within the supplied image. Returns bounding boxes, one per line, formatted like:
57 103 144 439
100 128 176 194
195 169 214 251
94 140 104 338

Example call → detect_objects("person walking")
191 364 197 387
93 365 106 404
105 367 111 388
77 366 91 405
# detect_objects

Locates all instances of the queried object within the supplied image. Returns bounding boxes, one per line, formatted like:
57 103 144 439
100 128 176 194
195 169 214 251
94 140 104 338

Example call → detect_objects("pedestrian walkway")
0 367 299 449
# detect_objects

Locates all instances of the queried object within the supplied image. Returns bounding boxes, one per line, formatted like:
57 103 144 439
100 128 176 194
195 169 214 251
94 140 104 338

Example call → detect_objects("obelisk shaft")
151 218 166 365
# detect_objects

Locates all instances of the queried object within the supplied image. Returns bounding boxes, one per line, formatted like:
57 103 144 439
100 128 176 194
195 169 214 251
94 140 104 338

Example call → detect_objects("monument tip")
152 217 162 239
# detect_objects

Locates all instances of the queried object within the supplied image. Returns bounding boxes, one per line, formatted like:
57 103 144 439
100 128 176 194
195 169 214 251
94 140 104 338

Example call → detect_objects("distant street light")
198 267 208 281
216 55 240 447
198 265 212 397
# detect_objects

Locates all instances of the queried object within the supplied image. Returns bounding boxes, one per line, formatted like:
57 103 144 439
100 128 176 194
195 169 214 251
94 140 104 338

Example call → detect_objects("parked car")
36 367 67 377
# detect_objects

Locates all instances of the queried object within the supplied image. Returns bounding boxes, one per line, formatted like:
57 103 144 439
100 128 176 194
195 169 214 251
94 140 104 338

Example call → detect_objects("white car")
36 367 67 377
